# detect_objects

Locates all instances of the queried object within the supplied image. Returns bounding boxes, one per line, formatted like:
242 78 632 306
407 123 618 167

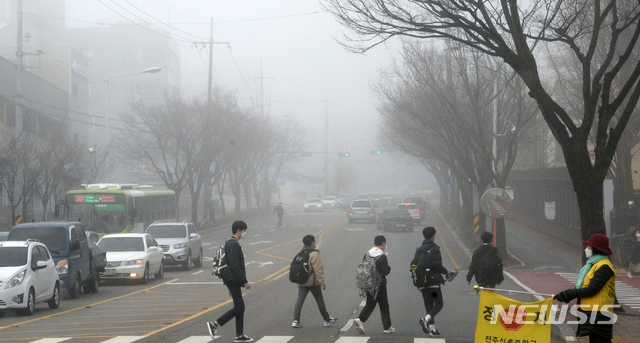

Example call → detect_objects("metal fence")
507 168 581 229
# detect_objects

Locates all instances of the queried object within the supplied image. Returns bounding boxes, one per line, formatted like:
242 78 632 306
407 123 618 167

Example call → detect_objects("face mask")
241 232 247 239
636 233 640 239
585 247 593 258
630 201 635 207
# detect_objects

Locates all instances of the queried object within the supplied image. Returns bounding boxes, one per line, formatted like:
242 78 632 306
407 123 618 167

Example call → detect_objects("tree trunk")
613 148 633 208
567 162 607 241
190 194 199 225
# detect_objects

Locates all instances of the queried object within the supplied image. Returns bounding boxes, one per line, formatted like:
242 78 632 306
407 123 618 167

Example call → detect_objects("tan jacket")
298 250 325 287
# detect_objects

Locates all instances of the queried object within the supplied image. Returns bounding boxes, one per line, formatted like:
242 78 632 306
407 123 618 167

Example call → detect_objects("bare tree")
325 0 640 240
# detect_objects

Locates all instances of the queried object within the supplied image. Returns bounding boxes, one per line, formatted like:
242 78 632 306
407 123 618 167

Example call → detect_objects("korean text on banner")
475 290 552 343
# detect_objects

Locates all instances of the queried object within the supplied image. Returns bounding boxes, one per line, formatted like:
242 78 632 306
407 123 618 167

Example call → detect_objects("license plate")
397 224 405 227
103 269 116 276
357 211 366 214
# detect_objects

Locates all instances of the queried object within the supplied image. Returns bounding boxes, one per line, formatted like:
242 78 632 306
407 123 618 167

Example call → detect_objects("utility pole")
249 62 274 212
193 19 230 227
323 100 329 195
15 0 23 132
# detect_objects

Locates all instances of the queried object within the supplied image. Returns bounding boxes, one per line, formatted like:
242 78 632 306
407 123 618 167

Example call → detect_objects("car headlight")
6 270 26 289
124 259 143 266
56 259 68 275
173 243 187 249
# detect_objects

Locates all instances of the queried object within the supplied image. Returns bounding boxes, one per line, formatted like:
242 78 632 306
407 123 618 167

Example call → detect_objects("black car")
376 209 414 232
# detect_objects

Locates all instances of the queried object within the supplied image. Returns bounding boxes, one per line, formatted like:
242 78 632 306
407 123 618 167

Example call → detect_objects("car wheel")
48 282 61 309
194 248 203 268
19 288 35 316
183 250 192 270
155 263 164 280
68 273 81 299
84 271 100 294
141 264 149 284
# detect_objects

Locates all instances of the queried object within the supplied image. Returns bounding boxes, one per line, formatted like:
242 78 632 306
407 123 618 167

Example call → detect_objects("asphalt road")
0 208 551 343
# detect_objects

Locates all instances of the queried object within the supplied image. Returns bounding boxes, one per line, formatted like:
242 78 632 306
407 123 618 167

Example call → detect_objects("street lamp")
104 67 161 142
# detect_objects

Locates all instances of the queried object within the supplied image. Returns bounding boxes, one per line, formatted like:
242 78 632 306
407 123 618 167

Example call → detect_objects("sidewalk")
443 212 640 343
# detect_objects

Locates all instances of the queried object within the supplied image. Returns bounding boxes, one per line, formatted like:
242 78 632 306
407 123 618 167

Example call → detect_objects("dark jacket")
466 243 499 284
416 239 448 286
224 237 247 286
274 205 284 217
367 246 391 287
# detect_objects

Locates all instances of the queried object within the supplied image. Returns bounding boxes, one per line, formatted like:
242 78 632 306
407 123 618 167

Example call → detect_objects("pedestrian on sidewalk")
627 230 640 278
466 232 504 288
413 227 452 337
554 233 616 343
207 221 254 343
291 234 338 328
353 235 394 335
274 202 284 227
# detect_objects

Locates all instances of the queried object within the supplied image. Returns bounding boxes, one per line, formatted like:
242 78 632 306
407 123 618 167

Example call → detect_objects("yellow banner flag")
475 290 553 343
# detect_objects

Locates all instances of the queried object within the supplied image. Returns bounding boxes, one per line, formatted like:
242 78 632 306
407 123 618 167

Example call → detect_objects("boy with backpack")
353 235 394 334
291 234 338 328
412 227 452 337
466 232 504 288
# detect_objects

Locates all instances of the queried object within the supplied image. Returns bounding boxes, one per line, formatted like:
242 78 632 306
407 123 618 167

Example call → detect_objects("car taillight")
349 208 352 212
414 209 420 213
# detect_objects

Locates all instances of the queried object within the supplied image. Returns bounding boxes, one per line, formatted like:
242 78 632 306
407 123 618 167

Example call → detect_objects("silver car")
145 221 203 270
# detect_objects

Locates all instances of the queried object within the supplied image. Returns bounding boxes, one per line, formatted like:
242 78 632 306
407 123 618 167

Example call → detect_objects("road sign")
480 188 512 219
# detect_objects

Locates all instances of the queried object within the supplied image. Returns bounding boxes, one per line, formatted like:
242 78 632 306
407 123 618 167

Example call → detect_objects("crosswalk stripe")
255 336 294 343
556 272 640 311
414 339 446 343
334 337 369 343
176 336 213 343
29 339 72 343
99 337 145 343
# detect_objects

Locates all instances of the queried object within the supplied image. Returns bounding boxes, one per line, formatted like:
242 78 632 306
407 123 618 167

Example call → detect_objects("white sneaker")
383 326 396 334
291 320 302 328
628 271 633 278
353 318 365 334
324 316 338 327
429 324 441 337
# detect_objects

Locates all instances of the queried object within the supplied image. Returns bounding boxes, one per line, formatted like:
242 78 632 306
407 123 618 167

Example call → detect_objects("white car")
97 233 164 284
398 203 421 224
304 198 324 212
0 240 61 316
322 196 338 209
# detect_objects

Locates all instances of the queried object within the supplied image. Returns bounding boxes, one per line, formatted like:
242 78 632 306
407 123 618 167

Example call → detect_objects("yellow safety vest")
579 258 616 312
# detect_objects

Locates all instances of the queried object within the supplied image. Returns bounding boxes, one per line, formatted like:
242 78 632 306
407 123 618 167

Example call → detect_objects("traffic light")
370 150 381 155
337 152 350 157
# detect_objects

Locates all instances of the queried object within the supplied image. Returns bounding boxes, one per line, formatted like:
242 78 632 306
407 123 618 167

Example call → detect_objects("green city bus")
64 184 177 235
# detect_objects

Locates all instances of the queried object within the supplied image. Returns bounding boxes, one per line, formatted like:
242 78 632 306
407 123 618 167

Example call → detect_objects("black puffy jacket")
224 237 248 286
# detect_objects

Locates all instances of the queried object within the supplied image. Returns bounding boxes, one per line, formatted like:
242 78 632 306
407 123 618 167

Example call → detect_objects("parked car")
97 233 164 284
7 222 102 298
377 209 414 232
322 196 338 209
0 240 60 315
304 198 324 212
145 221 203 270
337 193 354 209
402 197 430 220
347 199 376 223
0 231 8 241
397 203 421 224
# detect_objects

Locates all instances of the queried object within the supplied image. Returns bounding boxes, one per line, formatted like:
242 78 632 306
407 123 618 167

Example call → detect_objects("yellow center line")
430 211 460 270
144 297 235 337
0 283 166 331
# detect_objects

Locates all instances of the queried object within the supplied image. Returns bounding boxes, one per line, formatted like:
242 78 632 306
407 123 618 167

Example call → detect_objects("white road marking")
340 299 367 332
269 229 275 232
345 228 365 232
249 241 273 245
255 336 294 343
245 261 274 268
176 336 213 343
253 234 261 237
202 242 215 246
164 282 224 285
334 337 369 343
29 339 73 343
99 337 145 343
208 247 218 250
192 270 204 275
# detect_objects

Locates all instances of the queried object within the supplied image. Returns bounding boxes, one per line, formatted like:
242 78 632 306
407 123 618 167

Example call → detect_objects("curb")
435 210 578 343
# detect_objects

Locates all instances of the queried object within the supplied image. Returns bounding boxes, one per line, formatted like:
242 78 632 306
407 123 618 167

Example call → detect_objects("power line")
122 0 207 41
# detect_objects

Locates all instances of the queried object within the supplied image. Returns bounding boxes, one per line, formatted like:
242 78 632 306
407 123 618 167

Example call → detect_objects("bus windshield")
65 194 126 235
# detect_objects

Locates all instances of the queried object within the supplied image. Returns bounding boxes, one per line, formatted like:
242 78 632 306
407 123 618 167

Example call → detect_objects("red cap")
582 233 613 256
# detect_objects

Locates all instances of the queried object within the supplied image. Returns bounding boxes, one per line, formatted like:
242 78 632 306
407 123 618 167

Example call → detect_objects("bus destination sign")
74 194 117 204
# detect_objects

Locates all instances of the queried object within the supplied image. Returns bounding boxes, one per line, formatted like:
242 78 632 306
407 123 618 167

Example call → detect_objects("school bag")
410 247 435 288
479 249 504 286
289 249 316 284
212 240 229 279
356 254 382 297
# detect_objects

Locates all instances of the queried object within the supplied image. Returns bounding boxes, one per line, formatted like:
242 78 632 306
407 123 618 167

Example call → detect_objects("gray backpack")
356 254 382 297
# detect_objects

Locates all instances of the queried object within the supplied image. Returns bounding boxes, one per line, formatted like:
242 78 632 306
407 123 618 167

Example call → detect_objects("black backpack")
479 249 504 285
212 240 229 279
410 247 435 288
289 249 316 284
